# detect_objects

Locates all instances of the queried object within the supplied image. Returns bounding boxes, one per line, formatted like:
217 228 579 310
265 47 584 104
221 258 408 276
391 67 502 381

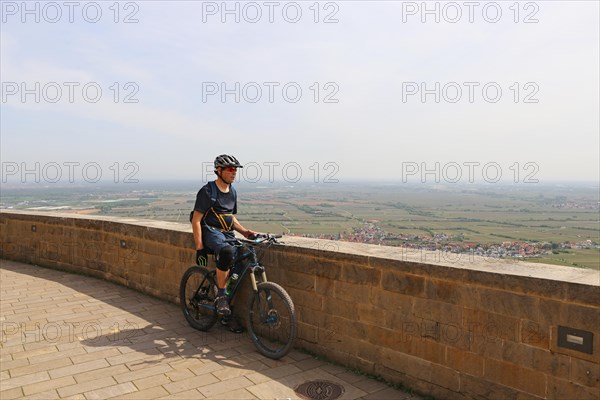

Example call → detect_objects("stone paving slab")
0 260 424 400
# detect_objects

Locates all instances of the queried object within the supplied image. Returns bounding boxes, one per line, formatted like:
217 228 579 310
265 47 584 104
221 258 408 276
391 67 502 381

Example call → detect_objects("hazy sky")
1 1 599 185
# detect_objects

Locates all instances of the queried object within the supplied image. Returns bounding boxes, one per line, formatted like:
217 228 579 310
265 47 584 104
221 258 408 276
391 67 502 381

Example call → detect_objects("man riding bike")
191 154 256 332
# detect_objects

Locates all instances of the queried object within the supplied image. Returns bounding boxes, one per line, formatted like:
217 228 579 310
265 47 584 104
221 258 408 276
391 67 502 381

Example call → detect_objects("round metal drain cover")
295 380 345 400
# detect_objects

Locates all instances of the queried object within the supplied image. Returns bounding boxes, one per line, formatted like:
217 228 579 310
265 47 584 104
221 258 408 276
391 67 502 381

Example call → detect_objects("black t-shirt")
193 182 237 231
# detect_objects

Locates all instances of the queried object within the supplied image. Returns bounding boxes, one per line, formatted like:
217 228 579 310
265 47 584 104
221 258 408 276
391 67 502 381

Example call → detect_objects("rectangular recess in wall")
557 325 593 355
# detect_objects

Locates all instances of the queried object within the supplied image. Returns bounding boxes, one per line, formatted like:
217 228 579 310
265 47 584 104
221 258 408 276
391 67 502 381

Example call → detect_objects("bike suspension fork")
249 269 268 292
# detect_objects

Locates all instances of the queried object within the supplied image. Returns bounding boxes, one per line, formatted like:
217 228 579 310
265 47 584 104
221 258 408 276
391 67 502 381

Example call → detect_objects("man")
191 154 256 332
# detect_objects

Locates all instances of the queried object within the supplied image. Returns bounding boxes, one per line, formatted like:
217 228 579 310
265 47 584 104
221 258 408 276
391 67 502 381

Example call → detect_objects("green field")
525 248 599 269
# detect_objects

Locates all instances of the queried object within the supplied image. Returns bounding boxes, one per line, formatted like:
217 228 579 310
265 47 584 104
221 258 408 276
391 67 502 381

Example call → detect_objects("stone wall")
1 211 598 399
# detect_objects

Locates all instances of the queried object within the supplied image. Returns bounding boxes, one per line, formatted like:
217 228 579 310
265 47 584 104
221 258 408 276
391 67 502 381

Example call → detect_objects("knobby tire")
247 281 297 359
180 266 218 332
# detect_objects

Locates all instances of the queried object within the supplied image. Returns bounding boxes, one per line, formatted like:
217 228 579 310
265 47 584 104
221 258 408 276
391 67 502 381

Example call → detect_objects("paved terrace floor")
0 260 424 400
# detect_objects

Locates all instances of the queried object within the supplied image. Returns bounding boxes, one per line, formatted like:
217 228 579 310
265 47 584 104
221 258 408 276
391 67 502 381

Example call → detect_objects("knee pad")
216 246 235 271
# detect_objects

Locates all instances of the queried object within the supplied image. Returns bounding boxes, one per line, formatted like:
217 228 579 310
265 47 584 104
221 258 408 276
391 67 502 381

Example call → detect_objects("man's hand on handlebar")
246 233 282 242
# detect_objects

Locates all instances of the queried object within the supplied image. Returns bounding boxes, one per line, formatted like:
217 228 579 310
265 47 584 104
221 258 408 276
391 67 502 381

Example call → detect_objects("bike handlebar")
245 233 282 244
225 233 282 246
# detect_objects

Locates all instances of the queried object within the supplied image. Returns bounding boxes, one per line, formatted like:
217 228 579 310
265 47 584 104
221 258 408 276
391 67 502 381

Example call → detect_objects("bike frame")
223 237 271 299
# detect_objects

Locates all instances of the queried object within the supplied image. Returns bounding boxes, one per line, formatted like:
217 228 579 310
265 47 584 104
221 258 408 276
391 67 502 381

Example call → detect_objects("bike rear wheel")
180 266 218 331
247 281 297 359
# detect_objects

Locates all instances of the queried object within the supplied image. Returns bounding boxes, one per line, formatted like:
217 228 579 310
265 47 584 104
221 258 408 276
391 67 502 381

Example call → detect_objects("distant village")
290 222 599 260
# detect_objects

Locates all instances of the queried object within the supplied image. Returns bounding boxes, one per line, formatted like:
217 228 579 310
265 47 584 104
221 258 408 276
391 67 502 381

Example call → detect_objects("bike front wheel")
247 281 297 359
180 266 218 332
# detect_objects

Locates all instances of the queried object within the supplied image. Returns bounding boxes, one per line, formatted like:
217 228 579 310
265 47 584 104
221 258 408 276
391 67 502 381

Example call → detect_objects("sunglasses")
223 167 237 172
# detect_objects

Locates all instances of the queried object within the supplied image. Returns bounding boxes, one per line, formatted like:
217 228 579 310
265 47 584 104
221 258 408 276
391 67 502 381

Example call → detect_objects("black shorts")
202 225 237 258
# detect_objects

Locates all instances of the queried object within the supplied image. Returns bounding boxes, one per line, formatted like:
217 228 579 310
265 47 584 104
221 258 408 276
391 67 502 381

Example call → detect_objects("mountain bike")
180 233 297 359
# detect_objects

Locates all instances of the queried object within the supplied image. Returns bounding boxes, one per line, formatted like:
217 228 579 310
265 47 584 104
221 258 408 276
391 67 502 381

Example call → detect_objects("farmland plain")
2 181 598 269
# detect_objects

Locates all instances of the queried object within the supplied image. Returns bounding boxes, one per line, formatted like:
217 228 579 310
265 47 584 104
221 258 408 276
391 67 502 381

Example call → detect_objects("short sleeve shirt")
193 182 237 231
